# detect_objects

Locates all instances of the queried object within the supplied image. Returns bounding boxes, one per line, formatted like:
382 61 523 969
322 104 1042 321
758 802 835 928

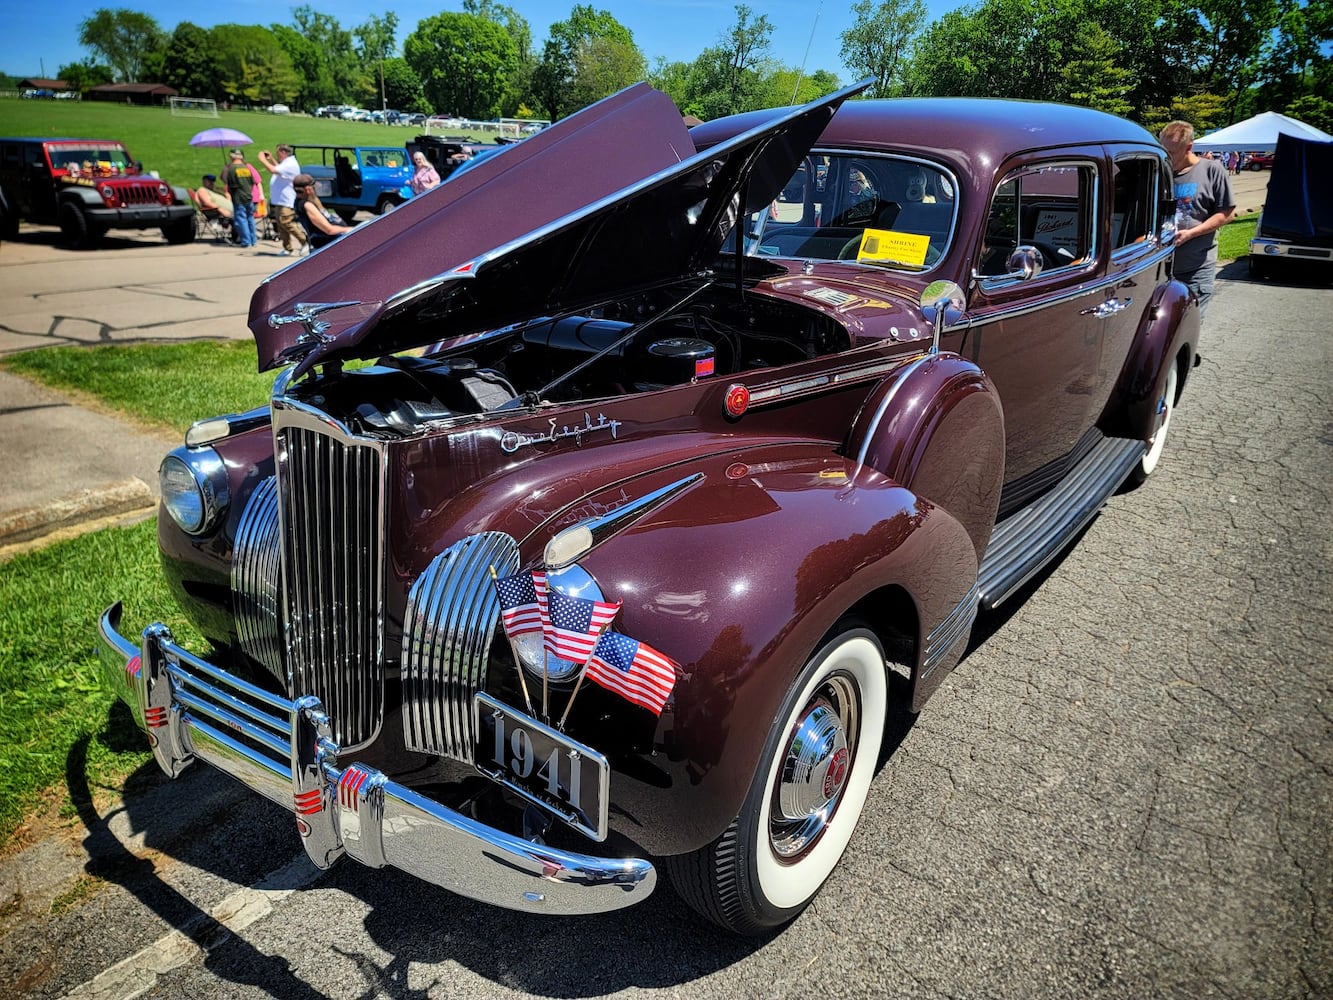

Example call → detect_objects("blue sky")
3 1 954 85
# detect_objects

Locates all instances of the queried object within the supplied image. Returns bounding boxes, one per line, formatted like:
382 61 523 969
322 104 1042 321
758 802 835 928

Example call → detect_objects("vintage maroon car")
96 82 1198 934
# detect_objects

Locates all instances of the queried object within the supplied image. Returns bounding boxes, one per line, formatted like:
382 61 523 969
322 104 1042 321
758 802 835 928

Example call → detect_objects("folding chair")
190 189 234 243
254 199 280 243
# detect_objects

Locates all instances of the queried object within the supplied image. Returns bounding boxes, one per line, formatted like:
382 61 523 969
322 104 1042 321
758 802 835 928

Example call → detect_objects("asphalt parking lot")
0 210 1329 999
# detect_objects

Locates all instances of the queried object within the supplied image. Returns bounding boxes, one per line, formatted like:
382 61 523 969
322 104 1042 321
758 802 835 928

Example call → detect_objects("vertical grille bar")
402 532 519 761
231 476 284 684
275 414 386 751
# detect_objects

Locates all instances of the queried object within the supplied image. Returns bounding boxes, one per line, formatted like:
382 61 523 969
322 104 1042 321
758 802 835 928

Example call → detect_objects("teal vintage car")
290 145 412 222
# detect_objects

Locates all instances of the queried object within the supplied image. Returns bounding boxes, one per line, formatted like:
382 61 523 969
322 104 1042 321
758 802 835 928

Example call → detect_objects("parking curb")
0 477 155 550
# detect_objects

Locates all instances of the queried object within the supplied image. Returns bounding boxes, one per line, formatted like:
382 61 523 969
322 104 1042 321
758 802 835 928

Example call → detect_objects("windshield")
748 152 958 270
47 143 137 177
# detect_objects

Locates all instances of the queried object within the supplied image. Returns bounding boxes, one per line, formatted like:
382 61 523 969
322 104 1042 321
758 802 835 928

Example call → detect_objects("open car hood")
248 81 867 375
1257 132 1333 244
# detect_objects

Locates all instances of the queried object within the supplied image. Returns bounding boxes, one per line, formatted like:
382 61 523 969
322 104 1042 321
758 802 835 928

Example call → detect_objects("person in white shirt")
258 144 307 256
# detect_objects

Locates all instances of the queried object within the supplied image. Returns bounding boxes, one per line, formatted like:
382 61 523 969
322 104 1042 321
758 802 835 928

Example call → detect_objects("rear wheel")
375 196 400 215
58 201 92 248
0 204 18 241
1127 357 1179 486
666 621 888 935
1248 254 1269 280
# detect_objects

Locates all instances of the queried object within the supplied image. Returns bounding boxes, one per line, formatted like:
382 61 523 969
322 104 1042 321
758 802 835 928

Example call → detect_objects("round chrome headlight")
515 564 606 683
159 447 229 535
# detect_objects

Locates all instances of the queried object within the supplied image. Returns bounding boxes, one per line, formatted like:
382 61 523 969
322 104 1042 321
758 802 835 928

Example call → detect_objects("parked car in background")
1249 132 1332 280
290 144 412 220
0 136 193 247
268 103 290 115
95 84 1197 938
1246 151 1275 170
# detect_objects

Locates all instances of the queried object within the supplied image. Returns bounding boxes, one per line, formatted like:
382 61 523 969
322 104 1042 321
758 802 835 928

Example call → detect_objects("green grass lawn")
1217 216 1257 261
0 518 204 848
0 340 276 434
0 96 491 193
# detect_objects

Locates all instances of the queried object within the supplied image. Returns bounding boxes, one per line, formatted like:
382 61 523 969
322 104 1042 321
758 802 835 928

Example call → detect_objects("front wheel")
666 622 888 935
375 196 400 215
58 201 92 248
162 216 195 244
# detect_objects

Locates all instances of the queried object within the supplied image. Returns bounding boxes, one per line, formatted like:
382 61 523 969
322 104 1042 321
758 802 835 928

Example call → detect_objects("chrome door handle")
1084 297 1131 319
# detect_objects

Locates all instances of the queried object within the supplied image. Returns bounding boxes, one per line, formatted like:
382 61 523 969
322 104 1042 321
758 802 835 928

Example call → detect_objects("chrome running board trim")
978 434 1145 610
96 603 656 915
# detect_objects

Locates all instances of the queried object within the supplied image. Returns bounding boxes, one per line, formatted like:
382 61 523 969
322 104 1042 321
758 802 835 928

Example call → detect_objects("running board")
978 435 1145 610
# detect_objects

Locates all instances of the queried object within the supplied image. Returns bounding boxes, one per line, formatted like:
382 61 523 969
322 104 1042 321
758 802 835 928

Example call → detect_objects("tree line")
43 0 1333 132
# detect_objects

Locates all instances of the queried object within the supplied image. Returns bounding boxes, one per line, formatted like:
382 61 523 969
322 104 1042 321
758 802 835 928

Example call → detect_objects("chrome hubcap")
770 675 859 859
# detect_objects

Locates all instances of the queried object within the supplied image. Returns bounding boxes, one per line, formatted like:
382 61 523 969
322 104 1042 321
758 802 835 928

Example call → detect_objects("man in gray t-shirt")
1159 121 1237 318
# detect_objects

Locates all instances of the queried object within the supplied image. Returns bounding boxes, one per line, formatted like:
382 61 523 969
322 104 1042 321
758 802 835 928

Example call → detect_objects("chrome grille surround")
402 532 520 761
231 475 284 684
272 394 387 751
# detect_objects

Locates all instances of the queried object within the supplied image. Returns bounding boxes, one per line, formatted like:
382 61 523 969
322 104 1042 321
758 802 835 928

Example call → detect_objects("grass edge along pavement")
0 214 1262 854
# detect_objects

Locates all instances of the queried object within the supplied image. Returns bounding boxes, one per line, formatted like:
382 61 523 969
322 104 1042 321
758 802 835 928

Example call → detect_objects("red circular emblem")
823 747 850 799
724 383 750 418
726 462 749 480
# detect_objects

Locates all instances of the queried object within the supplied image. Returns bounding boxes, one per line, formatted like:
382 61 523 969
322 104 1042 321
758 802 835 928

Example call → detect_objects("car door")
965 152 1105 501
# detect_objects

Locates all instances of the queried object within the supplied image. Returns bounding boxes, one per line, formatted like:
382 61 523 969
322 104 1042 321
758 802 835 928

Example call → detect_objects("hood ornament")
268 301 364 347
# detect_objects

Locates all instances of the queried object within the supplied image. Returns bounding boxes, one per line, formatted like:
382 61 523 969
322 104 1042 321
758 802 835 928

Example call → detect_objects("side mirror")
1006 246 1043 280
920 279 966 355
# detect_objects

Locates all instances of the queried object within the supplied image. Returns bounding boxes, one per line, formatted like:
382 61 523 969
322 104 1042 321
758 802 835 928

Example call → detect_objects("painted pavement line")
62 853 320 1000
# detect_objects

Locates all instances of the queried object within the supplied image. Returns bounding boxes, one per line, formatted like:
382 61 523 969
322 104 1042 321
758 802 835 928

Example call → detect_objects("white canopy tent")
1197 111 1333 152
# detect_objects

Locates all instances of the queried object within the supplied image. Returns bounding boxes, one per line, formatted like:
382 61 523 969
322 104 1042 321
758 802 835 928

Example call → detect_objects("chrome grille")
402 532 520 761
231 476 284 684
275 415 386 751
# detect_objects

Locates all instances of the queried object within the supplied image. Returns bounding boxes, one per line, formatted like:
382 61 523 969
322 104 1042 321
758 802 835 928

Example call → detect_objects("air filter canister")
644 337 716 384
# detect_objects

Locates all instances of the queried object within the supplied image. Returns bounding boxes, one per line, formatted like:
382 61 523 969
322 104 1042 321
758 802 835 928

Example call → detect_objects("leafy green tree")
405 12 518 118
213 24 301 107
1195 0 1281 120
381 58 430 114
78 8 164 82
271 24 337 110
840 0 927 97
57 61 114 94
355 13 398 111
465 0 537 115
533 5 637 119
1284 93 1333 132
1063 22 1133 115
290 6 362 102
718 4 774 113
569 35 647 109
160 22 220 99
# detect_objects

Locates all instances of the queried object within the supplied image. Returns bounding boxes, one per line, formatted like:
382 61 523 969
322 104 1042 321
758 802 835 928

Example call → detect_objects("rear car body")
1248 133 1333 279
95 84 1197 933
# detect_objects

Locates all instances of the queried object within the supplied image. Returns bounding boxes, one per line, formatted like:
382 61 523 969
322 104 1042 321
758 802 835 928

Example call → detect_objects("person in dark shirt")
220 148 259 248
1159 121 1237 319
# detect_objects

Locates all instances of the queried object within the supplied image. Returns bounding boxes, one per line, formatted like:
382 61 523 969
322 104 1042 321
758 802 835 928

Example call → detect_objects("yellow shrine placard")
856 228 930 266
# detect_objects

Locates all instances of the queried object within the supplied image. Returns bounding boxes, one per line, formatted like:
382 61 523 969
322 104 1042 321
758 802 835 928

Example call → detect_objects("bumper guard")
96 603 655 915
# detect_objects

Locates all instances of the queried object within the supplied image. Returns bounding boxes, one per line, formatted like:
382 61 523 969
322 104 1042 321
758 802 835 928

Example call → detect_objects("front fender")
1101 277 1199 440
575 445 979 855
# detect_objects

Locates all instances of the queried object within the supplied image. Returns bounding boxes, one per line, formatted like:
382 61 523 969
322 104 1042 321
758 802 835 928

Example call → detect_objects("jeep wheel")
59 202 93 248
375 196 400 215
162 217 195 244
0 205 18 241
666 621 889 935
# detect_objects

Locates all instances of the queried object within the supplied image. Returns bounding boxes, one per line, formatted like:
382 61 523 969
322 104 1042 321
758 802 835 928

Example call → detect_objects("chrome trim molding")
922 583 979 679
96 604 656 915
402 532 521 760
852 354 934 473
232 476 285 684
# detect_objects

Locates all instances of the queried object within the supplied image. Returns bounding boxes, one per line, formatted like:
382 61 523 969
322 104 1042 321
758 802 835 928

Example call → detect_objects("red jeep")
0 137 195 247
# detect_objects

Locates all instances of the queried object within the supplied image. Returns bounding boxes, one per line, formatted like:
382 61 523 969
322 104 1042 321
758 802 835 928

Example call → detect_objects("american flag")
494 571 541 638
587 631 679 715
542 589 621 663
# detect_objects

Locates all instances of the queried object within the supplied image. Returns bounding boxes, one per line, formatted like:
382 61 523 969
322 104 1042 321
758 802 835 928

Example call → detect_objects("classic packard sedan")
97 82 1198 935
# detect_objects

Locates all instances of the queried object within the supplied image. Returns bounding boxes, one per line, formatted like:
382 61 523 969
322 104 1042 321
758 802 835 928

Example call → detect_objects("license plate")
474 692 609 841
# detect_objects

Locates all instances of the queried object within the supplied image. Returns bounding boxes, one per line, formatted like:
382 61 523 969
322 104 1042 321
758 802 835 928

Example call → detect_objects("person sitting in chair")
195 174 233 219
292 173 354 251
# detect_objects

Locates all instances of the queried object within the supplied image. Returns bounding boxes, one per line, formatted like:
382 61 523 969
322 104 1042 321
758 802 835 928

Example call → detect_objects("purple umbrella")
189 127 254 165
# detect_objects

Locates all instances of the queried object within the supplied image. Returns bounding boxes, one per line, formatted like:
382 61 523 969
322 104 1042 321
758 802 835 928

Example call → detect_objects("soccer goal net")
170 97 218 118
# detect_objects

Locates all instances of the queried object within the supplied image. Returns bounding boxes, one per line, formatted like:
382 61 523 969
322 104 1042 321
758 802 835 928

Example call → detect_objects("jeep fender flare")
571 445 980 855
57 185 103 209
1101 277 1199 441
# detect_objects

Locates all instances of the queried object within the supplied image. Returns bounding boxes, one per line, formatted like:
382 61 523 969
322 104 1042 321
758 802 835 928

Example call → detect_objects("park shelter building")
86 83 179 106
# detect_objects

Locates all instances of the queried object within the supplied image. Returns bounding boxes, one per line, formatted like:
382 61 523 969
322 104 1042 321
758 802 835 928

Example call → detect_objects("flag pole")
557 618 616 731
489 565 536 717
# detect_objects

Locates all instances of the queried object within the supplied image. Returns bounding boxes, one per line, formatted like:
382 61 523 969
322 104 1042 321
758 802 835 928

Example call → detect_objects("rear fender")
844 351 1005 564
1100 278 1199 440
575 446 979 854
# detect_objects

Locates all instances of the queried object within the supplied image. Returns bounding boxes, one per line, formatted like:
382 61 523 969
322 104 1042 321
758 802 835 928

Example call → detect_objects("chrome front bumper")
96 603 655 915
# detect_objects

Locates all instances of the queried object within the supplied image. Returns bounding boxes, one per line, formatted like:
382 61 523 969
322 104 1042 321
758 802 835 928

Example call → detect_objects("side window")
1111 157 1159 252
980 161 1097 277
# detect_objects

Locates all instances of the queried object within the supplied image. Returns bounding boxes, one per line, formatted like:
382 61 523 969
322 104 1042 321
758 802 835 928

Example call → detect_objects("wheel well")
1172 344 1191 401
835 585 918 681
